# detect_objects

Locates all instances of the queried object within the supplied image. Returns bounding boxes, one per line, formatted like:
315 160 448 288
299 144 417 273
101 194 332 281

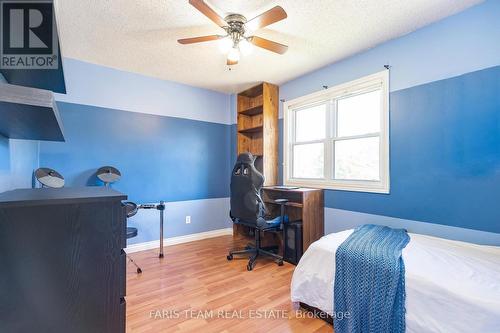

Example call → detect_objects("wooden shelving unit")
237 82 279 185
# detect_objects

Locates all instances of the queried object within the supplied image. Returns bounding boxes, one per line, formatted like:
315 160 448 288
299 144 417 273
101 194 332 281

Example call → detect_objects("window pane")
335 137 379 180
295 104 326 142
337 89 381 137
293 143 324 179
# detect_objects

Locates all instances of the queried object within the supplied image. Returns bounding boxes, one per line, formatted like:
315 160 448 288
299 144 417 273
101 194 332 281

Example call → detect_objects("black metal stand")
139 201 166 259
158 201 165 258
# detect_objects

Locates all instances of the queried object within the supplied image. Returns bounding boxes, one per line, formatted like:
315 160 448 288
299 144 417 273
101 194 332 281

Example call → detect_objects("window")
283 71 389 193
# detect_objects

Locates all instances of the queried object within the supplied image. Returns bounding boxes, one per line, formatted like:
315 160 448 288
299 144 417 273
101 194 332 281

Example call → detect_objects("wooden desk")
233 187 324 256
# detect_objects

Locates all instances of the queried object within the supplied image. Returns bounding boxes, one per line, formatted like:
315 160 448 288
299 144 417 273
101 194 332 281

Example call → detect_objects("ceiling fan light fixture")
179 1 288 65
227 46 240 63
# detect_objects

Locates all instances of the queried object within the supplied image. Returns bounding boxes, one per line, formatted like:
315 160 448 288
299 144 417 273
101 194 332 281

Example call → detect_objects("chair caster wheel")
227 254 233 261
278 260 284 266
137 268 142 274
247 264 253 271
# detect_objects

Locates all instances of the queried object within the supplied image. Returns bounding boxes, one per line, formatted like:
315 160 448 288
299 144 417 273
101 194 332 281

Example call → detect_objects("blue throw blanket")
334 224 410 333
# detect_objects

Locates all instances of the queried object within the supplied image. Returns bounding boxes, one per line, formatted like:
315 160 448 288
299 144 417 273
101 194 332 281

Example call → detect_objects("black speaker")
284 222 303 265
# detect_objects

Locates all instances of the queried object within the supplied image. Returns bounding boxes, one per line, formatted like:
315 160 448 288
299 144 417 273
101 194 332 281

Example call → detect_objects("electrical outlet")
185 216 191 224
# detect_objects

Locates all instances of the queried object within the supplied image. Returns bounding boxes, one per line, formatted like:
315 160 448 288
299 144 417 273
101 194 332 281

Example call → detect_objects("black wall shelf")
0 83 65 142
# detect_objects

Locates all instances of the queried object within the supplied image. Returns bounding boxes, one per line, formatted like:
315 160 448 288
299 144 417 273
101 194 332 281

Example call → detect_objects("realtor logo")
1 0 58 69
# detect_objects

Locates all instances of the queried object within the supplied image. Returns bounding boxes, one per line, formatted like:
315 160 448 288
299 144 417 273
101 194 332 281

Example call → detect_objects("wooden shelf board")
239 105 263 116
239 84 263 98
238 125 263 134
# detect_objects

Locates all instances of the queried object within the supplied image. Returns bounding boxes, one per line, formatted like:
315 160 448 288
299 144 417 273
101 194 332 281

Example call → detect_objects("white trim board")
125 228 233 254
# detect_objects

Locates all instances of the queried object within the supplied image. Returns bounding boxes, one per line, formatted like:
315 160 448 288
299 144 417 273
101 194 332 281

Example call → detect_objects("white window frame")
283 70 390 193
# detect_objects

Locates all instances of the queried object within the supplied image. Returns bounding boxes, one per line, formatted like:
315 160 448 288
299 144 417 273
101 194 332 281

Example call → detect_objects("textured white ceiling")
53 0 482 94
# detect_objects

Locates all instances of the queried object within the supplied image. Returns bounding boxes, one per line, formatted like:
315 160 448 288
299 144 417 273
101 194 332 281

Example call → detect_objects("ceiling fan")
178 0 288 65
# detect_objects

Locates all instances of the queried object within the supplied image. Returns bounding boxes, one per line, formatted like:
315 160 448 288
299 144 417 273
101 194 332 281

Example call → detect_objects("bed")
291 229 500 333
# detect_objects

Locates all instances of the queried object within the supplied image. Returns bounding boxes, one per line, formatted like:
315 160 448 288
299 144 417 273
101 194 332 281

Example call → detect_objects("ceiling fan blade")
250 36 288 54
178 35 221 44
227 58 238 66
189 0 226 28
246 6 287 31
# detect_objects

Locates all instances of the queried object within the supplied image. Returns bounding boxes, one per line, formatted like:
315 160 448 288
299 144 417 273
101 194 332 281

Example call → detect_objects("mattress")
291 230 500 333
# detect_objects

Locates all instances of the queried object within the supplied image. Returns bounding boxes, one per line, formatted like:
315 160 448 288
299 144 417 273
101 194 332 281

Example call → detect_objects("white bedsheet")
291 230 500 333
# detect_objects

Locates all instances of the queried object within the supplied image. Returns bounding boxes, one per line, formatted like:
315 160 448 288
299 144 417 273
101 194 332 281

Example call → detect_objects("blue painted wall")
327 66 500 234
0 76 39 192
0 137 38 193
39 58 233 243
39 102 231 203
277 0 500 236
37 101 233 243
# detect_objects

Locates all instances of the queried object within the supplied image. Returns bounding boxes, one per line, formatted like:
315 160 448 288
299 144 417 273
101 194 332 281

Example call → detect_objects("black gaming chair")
226 152 288 271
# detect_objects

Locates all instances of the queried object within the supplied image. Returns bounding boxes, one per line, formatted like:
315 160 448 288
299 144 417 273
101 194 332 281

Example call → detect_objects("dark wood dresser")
0 187 127 333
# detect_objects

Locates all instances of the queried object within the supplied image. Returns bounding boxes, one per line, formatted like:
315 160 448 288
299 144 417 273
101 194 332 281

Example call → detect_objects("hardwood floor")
126 235 332 333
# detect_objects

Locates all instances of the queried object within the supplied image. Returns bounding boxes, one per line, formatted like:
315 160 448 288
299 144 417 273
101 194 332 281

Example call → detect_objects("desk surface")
0 186 127 207
263 186 322 193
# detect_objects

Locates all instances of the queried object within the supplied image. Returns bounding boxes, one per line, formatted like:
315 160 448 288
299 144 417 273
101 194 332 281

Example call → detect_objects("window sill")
284 180 390 194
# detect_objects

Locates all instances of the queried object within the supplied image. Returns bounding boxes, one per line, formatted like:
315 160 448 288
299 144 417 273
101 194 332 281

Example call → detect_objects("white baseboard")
125 228 233 253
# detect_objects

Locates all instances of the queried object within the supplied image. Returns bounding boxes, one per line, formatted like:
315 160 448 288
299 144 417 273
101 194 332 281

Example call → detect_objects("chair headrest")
236 152 256 165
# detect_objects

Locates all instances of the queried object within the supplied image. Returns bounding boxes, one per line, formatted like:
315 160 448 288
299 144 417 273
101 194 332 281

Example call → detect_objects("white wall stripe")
125 227 233 254
325 208 500 246
126 197 232 244
55 57 232 125
277 2 500 121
